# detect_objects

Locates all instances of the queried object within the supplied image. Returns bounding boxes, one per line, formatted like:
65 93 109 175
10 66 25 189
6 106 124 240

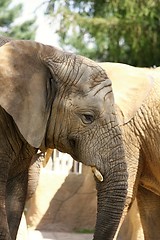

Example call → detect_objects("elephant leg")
117 199 144 240
6 171 28 240
0 159 12 240
137 185 160 239
27 152 44 200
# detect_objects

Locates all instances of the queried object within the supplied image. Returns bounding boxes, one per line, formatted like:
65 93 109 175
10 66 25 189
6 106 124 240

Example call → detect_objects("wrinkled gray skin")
0 36 127 240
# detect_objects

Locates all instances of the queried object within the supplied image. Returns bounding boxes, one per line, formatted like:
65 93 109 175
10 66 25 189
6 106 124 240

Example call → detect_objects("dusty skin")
99 62 160 239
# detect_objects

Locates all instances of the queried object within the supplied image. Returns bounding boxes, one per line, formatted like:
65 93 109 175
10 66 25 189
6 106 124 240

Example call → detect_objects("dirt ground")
28 230 93 240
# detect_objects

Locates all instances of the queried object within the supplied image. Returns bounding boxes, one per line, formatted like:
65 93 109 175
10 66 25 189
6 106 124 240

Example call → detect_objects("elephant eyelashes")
81 114 95 124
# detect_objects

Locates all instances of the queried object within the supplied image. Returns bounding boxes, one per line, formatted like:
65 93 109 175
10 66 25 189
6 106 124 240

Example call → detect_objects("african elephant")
0 38 127 240
98 62 160 239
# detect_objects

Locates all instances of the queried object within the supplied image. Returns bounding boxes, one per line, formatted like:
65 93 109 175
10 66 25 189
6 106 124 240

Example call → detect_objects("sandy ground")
28 230 93 240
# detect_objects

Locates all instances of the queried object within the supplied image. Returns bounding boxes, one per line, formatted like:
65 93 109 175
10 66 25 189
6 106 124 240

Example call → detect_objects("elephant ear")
0 41 56 148
99 62 153 124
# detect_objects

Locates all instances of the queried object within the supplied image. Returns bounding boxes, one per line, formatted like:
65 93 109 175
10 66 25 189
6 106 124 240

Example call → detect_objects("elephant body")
99 62 160 239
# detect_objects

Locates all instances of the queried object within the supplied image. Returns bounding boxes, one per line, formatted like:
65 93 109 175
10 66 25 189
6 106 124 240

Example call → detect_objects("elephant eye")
81 114 94 124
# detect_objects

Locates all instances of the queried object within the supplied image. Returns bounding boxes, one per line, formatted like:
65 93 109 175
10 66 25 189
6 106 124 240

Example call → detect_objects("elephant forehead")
74 75 112 97
69 91 114 114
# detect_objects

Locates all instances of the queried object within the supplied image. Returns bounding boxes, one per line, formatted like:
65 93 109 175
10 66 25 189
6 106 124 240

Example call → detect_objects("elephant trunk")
93 135 128 239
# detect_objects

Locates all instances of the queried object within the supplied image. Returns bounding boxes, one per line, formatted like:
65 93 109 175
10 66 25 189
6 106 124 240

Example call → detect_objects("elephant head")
0 40 128 239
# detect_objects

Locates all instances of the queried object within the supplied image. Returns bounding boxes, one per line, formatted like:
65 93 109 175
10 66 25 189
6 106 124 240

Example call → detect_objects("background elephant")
98 62 160 239
0 38 128 240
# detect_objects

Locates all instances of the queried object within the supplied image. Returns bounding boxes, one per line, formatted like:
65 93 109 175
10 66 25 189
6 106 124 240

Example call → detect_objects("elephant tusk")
91 167 104 182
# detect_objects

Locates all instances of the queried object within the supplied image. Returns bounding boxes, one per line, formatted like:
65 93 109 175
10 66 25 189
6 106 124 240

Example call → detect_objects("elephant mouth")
68 136 104 182
91 167 104 182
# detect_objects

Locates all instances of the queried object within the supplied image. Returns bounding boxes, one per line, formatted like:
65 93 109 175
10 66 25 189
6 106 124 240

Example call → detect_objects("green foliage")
75 228 94 234
46 0 160 66
0 0 36 40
